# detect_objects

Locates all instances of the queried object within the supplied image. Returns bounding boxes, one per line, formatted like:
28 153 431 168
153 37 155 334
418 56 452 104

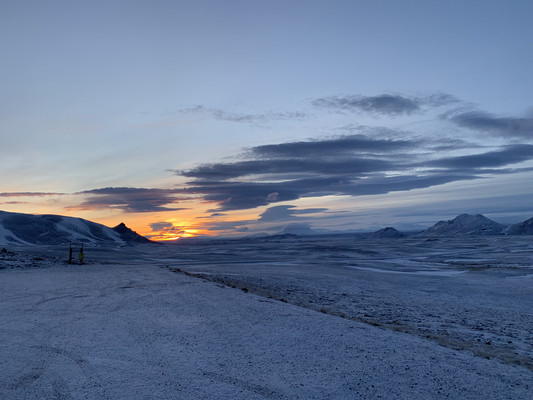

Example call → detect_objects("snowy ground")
0 236 532 399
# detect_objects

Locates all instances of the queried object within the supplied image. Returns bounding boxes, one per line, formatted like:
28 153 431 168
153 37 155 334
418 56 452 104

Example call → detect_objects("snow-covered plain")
0 235 532 399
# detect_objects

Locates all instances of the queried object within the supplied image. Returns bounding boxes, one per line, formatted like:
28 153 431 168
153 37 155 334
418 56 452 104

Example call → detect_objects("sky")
1 0 533 240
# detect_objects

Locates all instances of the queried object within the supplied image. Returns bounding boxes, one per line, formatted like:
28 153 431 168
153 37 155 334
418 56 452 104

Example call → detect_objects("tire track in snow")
169 266 533 372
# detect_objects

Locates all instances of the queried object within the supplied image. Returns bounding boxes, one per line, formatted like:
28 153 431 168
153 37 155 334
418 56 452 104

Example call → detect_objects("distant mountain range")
0 210 151 246
1 210 532 246
376 214 533 238
269 213 533 239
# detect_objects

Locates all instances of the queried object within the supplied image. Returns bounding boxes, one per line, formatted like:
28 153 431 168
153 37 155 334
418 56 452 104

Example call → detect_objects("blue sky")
1 0 533 238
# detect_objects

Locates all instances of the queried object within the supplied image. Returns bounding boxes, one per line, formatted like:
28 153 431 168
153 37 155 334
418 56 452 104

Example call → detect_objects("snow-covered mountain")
278 223 317 236
505 217 533 235
419 214 506 237
368 227 406 239
0 211 149 246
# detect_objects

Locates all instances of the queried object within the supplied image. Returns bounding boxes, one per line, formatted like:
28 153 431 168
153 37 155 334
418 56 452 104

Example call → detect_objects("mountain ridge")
418 214 507 237
1 211 533 245
0 210 151 246
505 216 533 235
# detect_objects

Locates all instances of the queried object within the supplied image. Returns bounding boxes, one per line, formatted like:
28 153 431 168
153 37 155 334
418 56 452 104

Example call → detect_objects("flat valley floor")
1 235 532 399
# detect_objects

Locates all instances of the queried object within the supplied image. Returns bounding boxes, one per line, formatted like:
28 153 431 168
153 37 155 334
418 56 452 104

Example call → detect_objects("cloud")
189 206 329 235
176 105 307 125
312 93 457 116
425 144 533 169
343 173 479 196
163 94 533 218
176 134 419 181
313 94 421 115
0 192 65 197
179 158 397 180
194 219 255 232
0 192 66 207
196 212 228 219
149 222 173 231
71 187 189 213
446 110 533 139
250 134 415 159
145 224 194 239
183 181 303 211
181 172 481 211
258 205 328 222
422 93 460 107
174 127 532 212
147 221 205 240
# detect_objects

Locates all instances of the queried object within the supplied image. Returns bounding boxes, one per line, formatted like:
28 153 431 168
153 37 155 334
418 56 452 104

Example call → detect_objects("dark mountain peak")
113 222 129 233
112 222 152 244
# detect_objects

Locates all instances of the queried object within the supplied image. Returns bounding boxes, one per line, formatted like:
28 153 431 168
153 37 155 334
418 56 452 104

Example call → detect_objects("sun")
150 226 204 241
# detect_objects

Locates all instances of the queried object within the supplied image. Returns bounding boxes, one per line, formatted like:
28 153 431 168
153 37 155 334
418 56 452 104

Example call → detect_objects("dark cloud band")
446 110 533 139
72 187 189 213
175 129 533 211
313 94 422 115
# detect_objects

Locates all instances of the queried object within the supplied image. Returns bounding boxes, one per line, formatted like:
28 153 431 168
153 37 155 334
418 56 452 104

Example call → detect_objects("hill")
278 223 317 236
368 227 406 239
0 211 150 246
419 214 506 237
505 217 533 235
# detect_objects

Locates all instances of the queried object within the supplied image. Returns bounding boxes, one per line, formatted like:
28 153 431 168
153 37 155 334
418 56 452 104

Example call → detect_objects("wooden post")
78 244 84 264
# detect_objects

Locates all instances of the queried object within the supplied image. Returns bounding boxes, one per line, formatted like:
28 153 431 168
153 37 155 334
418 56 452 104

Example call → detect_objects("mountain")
505 217 533 235
278 223 317 236
420 214 506 237
368 227 406 239
0 210 150 246
113 222 153 244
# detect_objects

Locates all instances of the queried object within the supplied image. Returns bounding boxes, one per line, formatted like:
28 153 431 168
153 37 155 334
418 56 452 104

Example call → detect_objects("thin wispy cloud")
312 93 458 116
424 144 533 169
258 205 328 222
149 222 174 231
179 158 398 181
445 110 533 139
0 192 66 197
175 105 308 125
250 134 416 158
